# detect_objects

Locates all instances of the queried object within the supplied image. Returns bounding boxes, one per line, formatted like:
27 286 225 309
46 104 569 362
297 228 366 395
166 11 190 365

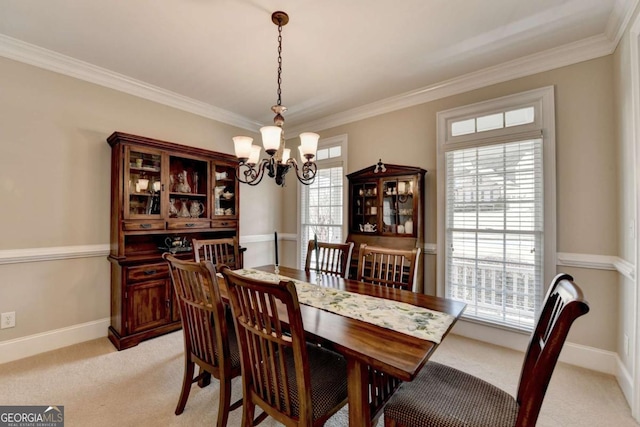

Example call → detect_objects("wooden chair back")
515 273 590 426
356 243 421 291
163 254 241 425
304 240 354 278
220 266 338 426
193 237 240 269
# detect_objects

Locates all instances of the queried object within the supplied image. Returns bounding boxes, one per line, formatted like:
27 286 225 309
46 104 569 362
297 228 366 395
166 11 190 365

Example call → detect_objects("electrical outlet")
1 311 15 329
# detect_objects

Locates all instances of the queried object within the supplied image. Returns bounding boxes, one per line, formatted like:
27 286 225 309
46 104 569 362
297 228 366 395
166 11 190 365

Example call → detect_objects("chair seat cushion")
225 324 241 370
283 344 348 421
209 309 240 370
384 361 518 427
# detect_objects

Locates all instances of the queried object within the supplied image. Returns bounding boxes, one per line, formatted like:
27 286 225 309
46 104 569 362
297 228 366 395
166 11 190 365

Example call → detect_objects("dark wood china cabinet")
107 132 241 350
346 163 426 290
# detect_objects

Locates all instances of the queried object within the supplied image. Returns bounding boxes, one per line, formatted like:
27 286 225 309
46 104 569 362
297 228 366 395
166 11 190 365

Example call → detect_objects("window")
437 87 556 332
299 135 348 268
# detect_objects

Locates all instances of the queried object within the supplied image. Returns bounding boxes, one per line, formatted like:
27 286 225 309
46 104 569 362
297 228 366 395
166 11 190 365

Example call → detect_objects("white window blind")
300 166 344 267
445 138 543 330
299 135 347 268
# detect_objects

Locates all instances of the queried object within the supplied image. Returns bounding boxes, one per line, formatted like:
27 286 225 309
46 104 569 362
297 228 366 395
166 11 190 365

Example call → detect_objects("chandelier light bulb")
260 126 283 155
233 136 253 160
247 145 262 165
299 132 319 159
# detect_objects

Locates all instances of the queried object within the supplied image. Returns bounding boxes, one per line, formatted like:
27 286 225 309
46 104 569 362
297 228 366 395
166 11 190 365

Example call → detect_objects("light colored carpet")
0 331 636 427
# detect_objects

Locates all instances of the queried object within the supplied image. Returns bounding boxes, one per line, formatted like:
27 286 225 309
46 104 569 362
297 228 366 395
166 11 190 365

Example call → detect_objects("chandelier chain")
276 20 283 106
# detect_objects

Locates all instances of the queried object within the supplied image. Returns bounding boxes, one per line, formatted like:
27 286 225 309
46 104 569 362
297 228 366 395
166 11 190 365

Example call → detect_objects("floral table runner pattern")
232 269 455 344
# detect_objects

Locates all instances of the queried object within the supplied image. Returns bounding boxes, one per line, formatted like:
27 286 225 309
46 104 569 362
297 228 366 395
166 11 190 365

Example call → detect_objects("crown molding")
606 0 640 44
1 1 632 137
0 34 262 132
288 33 616 135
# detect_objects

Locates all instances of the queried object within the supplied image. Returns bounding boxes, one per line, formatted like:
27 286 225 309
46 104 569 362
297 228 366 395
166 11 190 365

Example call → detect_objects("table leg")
347 357 372 427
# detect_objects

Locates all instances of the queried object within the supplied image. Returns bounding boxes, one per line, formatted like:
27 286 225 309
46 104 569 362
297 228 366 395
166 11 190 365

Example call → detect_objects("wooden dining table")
217 264 466 427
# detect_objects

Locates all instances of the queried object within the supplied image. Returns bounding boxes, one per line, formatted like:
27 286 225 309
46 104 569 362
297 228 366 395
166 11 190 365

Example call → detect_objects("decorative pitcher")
178 199 191 218
168 198 178 217
189 201 204 218
174 170 191 193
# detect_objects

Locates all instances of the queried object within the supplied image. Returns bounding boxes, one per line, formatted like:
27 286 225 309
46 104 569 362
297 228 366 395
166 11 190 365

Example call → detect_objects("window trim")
436 86 556 330
296 134 348 268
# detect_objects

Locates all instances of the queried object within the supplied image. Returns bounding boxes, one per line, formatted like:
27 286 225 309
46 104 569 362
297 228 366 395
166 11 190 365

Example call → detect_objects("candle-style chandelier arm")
236 158 271 186
236 157 317 186
285 158 317 185
290 158 317 183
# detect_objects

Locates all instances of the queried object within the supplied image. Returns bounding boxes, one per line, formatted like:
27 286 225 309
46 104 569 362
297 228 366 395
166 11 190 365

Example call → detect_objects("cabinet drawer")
167 220 211 230
127 263 169 283
211 219 238 229
123 220 166 231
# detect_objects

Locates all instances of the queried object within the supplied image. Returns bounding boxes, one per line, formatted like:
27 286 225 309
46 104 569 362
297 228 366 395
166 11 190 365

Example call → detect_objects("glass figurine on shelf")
192 171 199 194
174 170 191 193
168 198 179 217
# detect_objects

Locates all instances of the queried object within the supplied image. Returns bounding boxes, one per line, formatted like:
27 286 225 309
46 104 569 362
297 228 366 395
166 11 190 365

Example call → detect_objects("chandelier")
233 11 318 187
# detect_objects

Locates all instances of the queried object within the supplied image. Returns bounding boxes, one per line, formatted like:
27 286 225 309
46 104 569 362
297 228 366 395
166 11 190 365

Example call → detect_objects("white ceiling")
0 0 635 133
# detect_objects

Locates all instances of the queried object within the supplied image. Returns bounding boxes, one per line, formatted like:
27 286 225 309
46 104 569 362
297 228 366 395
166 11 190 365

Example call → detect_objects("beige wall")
0 56 279 341
282 56 619 351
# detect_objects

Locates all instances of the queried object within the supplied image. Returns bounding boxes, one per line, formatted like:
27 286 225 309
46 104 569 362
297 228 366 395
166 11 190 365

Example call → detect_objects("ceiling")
0 0 635 134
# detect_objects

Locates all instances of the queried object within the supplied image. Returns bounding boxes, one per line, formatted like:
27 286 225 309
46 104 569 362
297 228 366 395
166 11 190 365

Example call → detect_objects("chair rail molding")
557 252 635 280
0 244 110 265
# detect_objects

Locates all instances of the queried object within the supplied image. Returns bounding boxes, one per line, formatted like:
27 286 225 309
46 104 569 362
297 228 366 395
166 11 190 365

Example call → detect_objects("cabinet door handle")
139 224 152 229
220 222 228 226
166 299 170 308
186 223 195 227
143 269 157 275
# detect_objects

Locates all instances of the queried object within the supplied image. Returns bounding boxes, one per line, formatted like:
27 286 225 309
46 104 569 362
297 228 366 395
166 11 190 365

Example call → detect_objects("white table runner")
233 268 455 344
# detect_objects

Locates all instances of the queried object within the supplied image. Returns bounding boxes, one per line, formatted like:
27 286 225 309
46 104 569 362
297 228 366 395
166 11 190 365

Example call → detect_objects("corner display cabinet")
107 132 241 350
346 163 426 290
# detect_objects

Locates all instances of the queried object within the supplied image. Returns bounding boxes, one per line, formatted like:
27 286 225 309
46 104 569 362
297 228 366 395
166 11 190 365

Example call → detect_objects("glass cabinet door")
125 147 163 219
351 182 379 233
168 155 209 220
213 161 238 218
382 177 415 235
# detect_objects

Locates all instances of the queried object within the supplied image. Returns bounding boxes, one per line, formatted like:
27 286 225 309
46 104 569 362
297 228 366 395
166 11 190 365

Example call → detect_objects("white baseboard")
617 355 634 405
0 315 619 378
452 320 616 375
0 318 110 364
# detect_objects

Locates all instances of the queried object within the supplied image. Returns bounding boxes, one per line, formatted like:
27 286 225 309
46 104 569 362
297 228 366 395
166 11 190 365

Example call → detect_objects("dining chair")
219 265 349 427
163 254 242 427
355 243 421 291
192 237 240 269
304 240 354 278
383 273 590 427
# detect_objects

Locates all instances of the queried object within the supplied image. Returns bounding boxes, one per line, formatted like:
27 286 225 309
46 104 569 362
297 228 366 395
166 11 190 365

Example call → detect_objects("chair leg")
216 376 232 427
175 359 195 415
242 399 255 427
198 368 212 388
